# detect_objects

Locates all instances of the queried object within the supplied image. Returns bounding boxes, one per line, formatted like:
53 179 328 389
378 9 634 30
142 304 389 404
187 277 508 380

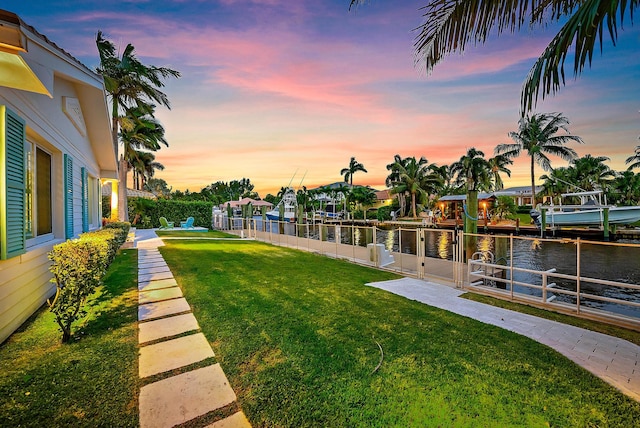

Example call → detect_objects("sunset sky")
7 1 640 197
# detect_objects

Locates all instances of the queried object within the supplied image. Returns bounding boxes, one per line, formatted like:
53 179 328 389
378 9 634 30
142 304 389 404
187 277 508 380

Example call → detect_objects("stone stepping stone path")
136 234 251 428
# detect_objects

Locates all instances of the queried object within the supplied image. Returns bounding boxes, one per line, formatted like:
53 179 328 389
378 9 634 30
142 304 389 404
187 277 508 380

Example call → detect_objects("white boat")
266 187 297 222
531 190 640 227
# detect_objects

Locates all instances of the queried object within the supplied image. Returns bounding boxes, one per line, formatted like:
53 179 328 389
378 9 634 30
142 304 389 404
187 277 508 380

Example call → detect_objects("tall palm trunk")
465 190 478 261
411 192 417 218
112 100 129 222
530 156 536 207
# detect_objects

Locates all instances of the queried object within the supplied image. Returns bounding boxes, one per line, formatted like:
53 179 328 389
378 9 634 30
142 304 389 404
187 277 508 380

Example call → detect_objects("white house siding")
0 16 115 343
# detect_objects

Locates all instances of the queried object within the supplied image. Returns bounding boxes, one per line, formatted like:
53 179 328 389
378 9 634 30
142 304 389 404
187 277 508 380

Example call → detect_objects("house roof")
221 198 273 208
493 186 543 196
0 9 117 174
309 182 353 191
375 189 393 200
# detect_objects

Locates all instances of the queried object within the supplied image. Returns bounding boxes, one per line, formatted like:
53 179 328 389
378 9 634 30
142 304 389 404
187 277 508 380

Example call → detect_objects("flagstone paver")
139 265 172 276
139 333 215 378
138 260 169 269
135 228 250 428
139 286 183 304
139 270 175 283
367 277 640 402
139 313 200 344
207 412 252 428
139 364 237 428
139 277 178 291
138 297 191 321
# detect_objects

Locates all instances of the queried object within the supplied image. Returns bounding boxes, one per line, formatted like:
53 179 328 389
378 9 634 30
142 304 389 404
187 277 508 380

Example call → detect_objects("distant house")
220 198 273 215
493 186 546 207
0 10 117 343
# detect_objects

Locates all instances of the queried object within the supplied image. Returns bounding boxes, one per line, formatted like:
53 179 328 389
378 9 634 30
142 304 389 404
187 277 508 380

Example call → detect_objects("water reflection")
438 233 449 259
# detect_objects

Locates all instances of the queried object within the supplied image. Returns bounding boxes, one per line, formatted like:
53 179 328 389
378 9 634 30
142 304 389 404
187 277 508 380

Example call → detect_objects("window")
24 142 53 242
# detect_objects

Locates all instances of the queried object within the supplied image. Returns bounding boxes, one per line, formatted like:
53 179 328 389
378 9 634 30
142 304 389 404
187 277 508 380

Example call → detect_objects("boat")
266 187 297 222
530 190 640 227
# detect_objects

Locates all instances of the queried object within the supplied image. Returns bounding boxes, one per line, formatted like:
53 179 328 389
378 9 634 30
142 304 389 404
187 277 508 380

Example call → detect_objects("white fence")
222 218 640 330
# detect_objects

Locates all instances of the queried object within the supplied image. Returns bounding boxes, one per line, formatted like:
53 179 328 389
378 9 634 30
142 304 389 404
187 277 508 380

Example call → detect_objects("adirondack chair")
159 217 174 229
180 216 195 229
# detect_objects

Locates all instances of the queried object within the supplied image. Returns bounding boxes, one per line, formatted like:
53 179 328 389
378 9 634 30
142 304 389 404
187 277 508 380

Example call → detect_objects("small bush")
47 223 130 343
377 206 392 221
48 241 105 343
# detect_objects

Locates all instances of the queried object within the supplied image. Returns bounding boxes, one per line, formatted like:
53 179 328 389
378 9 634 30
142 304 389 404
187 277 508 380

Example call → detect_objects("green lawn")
0 249 139 427
156 229 238 238
160 239 640 427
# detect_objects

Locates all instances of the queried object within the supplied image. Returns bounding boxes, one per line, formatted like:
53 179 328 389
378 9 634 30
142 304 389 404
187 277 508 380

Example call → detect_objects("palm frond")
521 0 638 113
414 1 540 73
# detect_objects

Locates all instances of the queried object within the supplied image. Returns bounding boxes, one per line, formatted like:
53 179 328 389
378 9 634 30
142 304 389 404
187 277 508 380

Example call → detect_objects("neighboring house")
373 189 394 209
493 186 545 207
0 10 117 343
309 182 351 214
220 197 273 216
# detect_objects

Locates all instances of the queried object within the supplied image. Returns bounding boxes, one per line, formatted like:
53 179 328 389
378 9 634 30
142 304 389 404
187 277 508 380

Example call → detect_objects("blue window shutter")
64 154 73 239
0 106 26 260
81 167 88 232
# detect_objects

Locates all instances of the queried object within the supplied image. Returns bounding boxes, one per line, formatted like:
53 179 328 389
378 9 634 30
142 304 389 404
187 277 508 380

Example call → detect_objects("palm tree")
141 152 165 190
625 146 640 170
386 155 408 216
540 167 575 202
428 164 456 196
495 112 583 207
96 31 180 221
340 157 367 186
349 186 377 213
388 156 431 218
611 170 640 205
570 154 615 192
450 148 491 240
487 155 513 191
350 1 639 114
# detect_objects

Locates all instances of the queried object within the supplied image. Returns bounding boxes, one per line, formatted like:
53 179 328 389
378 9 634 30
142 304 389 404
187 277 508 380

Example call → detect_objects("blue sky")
5 1 640 196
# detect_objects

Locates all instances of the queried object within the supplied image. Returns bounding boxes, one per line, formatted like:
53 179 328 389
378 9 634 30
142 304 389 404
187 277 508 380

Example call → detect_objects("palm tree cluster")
384 149 514 219
541 154 640 206
96 31 180 219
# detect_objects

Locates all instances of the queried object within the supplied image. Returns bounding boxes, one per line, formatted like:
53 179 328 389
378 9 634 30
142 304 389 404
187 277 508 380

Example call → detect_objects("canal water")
242 218 640 319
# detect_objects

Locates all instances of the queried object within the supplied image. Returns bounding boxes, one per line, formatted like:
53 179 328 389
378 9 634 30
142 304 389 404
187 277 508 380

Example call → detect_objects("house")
0 10 117 343
492 186 545 207
220 197 273 216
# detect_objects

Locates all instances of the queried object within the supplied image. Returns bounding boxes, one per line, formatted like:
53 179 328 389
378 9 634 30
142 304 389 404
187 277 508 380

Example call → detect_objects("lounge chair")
159 217 174 229
180 216 195 229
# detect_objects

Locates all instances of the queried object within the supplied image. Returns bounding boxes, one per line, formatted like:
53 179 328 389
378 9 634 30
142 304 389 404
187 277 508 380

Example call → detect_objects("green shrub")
47 223 130 343
377 206 392 221
494 196 518 220
127 197 213 229
48 241 105 343
102 195 111 219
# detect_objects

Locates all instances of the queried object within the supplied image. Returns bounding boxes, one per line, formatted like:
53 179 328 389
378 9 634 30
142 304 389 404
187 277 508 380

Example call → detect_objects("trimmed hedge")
47 222 130 343
128 197 213 229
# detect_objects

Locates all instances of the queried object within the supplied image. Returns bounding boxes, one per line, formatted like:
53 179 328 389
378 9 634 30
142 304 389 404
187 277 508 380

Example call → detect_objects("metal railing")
466 233 640 329
220 217 640 329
